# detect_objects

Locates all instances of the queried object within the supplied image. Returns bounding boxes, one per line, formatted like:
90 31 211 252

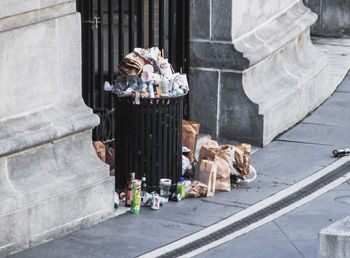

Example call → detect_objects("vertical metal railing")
76 0 190 144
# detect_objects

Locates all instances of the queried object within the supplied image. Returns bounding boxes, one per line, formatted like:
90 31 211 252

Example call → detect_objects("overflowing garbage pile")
114 120 257 213
104 47 189 101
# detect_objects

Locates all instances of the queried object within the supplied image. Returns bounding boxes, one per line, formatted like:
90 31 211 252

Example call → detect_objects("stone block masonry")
189 0 331 146
0 0 114 256
304 0 350 37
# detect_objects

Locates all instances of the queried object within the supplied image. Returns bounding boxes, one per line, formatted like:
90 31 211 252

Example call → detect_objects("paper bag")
198 141 233 192
182 120 200 163
195 159 217 197
233 144 251 180
185 181 208 198
93 141 106 163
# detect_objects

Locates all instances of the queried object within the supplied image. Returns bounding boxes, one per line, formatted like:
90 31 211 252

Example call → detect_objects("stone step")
0 131 114 257
318 216 350 258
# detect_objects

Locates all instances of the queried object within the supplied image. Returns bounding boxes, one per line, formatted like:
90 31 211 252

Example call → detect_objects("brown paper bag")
182 120 200 163
93 141 106 163
185 181 208 198
195 159 217 197
198 141 233 192
233 144 251 180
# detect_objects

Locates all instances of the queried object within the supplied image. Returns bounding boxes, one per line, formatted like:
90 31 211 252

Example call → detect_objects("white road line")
139 156 350 258
181 173 350 258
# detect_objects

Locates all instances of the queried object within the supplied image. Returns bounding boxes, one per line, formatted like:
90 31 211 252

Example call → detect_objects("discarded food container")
131 179 141 214
159 178 172 202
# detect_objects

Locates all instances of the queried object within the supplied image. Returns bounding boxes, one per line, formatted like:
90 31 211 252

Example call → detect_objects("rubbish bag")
194 159 217 197
198 141 233 192
233 144 251 180
182 120 200 163
185 181 208 198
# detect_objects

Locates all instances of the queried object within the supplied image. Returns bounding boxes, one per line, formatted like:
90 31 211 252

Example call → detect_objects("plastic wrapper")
182 155 191 176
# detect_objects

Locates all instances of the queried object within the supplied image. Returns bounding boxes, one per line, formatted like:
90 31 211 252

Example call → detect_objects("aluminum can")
151 193 160 210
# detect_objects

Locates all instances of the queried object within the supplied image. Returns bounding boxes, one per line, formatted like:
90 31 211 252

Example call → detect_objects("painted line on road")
138 156 350 258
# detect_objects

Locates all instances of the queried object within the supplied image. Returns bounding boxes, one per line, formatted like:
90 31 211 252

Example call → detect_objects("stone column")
0 0 114 255
189 0 330 146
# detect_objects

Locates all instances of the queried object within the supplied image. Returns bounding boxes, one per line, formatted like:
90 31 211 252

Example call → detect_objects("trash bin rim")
113 93 187 100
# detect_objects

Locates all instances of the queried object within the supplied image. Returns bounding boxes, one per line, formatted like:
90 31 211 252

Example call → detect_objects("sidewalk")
10 38 350 258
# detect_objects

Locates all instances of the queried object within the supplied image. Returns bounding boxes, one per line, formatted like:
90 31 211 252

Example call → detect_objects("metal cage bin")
114 95 184 191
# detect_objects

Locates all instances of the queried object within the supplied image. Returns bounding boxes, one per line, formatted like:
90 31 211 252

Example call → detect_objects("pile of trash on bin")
104 47 189 102
114 120 257 214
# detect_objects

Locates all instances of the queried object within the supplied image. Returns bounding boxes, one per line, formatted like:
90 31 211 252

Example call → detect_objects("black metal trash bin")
114 95 184 191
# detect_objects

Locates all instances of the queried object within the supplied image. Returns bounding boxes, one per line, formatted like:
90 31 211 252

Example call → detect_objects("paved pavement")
10 40 350 258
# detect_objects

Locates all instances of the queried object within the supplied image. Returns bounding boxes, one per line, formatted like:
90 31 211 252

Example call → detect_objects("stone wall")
304 0 350 37
0 1 114 255
189 0 330 146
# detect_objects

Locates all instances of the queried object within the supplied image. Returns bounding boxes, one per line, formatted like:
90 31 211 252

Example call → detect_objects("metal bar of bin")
158 100 164 187
163 102 168 188
172 99 177 181
119 0 124 63
151 100 157 187
129 0 134 52
98 0 104 108
149 0 155 47
178 98 183 175
146 102 153 187
137 0 144 47
129 100 136 176
159 0 165 50
168 100 174 181
140 102 145 179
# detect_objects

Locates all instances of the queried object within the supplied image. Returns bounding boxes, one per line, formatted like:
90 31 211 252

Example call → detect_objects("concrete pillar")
318 216 350 258
0 0 114 256
189 0 331 146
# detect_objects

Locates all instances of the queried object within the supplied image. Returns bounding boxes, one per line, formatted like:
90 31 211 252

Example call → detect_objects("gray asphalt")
10 74 350 258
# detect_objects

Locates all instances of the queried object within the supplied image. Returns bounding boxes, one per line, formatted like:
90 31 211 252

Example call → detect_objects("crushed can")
131 179 141 214
332 148 350 157
141 191 152 206
171 192 181 202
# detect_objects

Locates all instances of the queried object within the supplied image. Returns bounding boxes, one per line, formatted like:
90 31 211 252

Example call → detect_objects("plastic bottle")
160 74 169 97
148 82 155 98
176 177 186 199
